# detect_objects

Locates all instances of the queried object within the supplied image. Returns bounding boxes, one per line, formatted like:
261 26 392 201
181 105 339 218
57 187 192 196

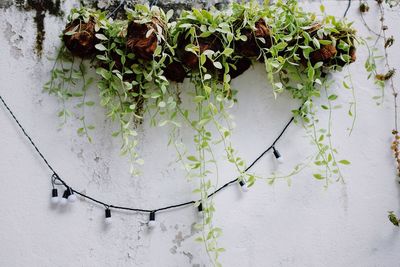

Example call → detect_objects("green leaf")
222 47 234 56
319 39 332 45
95 43 107 51
179 23 192 29
213 61 223 69
275 42 288 50
313 173 324 180
307 67 315 80
339 160 351 165
200 53 206 65
187 156 198 161
314 62 323 69
95 34 108 40
328 94 338 101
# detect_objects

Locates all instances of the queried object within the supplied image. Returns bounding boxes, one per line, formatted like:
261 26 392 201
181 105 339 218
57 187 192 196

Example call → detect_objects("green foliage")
388 211 400 226
44 1 358 264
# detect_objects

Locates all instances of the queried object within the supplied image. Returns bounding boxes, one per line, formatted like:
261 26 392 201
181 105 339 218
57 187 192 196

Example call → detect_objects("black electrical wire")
0 93 299 215
106 0 125 19
343 0 352 18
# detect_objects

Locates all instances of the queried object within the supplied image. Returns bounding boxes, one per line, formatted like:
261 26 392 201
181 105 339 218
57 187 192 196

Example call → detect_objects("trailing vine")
44 1 357 265
359 0 400 226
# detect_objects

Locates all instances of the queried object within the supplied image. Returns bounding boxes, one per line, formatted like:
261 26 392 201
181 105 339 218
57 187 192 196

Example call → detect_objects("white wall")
0 1 399 266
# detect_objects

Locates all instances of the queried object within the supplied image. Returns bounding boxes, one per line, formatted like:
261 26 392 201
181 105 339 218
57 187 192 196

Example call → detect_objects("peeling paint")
170 245 177 254
160 222 167 232
0 0 13 8
182 251 194 264
173 231 184 247
3 22 24 59
23 0 63 56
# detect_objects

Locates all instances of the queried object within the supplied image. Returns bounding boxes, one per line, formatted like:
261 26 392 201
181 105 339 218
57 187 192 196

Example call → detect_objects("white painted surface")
0 1 399 266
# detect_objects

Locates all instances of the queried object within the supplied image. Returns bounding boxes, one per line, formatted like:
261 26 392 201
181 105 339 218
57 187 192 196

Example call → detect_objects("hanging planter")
126 17 165 60
62 8 102 58
235 18 273 58
44 1 358 264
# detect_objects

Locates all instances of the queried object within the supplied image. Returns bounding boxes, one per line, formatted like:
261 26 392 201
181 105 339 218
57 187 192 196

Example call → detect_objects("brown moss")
126 18 163 61
309 44 337 64
180 35 222 71
349 47 356 63
334 46 357 67
236 18 272 58
164 61 187 83
63 18 96 58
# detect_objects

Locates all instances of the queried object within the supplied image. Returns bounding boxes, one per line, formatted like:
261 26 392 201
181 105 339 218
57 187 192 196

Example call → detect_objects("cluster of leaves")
45 1 357 265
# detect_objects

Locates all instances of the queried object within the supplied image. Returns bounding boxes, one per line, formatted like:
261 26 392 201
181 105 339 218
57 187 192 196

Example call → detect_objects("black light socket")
198 203 203 212
273 147 281 159
52 188 58 197
105 208 111 218
149 211 155 221
62 189 70 199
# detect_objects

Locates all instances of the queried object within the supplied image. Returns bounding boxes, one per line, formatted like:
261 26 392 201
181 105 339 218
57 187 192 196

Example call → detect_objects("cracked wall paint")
0 1 400 266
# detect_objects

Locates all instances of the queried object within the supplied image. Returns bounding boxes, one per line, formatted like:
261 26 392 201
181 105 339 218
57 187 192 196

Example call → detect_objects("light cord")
0 93 297 215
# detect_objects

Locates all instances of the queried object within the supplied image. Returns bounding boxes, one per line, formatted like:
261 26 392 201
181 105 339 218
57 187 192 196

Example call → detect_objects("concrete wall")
0 1 399 266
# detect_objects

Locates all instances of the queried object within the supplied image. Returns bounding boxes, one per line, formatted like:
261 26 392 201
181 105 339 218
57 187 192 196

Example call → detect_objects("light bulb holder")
105 208 111 218
62 189 70 199
67 187 77 202
239 180 249 192
197 203 204 219
51 188 59 204
150 211 155 221
197 203 203 213
105 208 112 224
148 211 157 228
52 188 58 197
273 147 281 159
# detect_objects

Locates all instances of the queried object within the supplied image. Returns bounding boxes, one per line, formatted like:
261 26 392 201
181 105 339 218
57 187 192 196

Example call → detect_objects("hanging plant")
44 1 358 264
360 0 400 226
94 5 176 173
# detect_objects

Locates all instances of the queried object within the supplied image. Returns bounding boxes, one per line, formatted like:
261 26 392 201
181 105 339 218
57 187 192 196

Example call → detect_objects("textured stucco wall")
0 1 400 266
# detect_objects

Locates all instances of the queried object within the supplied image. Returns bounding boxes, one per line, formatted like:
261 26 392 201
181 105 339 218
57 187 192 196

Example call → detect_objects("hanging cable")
0 94 298 215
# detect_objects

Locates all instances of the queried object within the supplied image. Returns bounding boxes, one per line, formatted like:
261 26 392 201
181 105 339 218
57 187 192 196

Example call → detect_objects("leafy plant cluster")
45 1 357 265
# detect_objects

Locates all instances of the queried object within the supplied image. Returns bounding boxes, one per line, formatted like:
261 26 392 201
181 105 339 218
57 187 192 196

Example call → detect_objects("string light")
148 211 157 228
60 189 69 205
0 94 299 224
197 202 204 218
238 180 249 192
105 208 112 224
272 146 284 164
51 188 59 204
67 187 77 202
